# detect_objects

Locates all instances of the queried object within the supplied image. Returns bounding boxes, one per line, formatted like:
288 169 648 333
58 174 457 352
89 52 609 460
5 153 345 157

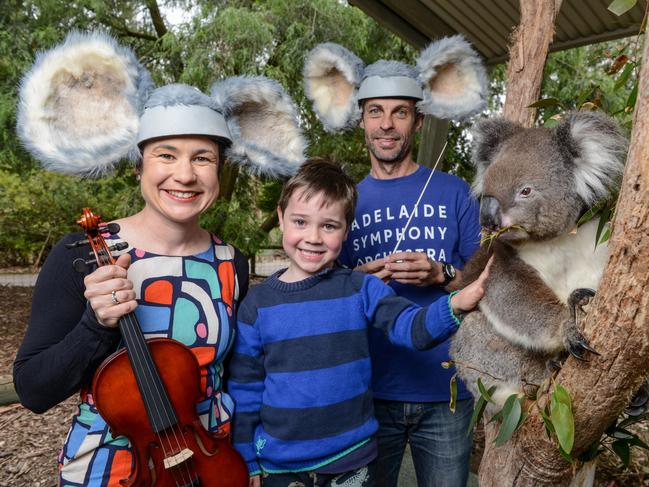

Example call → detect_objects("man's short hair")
278 158 358 228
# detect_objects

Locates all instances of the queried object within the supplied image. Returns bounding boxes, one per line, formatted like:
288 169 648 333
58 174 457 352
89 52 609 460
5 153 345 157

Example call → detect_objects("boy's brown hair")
278 158 358 227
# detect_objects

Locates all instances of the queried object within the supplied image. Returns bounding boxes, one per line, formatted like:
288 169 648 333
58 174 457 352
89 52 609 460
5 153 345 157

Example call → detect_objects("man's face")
360 98 422 165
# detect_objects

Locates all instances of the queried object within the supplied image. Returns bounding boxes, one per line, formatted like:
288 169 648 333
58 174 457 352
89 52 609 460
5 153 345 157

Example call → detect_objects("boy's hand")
450 256 494 314
355 257 392 283
249 475 260 487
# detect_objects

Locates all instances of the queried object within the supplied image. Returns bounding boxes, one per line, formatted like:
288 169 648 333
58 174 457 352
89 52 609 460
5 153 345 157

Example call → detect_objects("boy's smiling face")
278 189 348 283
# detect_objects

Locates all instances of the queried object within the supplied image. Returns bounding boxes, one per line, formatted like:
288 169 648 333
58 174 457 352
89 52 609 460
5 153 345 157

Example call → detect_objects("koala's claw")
568 288 596 320
568 332 600 360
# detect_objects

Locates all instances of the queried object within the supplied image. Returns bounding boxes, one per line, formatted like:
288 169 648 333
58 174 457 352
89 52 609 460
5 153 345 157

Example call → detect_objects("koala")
450 111 627 408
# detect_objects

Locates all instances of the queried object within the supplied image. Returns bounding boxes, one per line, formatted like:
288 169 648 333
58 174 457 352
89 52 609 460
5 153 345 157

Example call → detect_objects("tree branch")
503 0 563 127
145 0 168 38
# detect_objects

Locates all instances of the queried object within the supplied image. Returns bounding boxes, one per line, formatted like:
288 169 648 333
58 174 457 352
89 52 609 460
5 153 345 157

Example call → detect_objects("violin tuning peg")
72 258 97 273
105 223 120 235
73 258 90 273
109 242 129 253
65 239 89 249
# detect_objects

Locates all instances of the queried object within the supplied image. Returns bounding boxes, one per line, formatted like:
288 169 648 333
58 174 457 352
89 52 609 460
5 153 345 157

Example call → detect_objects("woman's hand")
83 253 137 328
450 256 494 314
249 475 261 487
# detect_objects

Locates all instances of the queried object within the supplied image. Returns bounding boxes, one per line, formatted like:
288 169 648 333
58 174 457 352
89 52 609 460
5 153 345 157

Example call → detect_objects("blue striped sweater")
228 267 461 475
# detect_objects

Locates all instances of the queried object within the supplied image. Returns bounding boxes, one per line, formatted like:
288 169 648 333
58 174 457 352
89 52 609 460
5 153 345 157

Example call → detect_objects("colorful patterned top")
13 232 248 487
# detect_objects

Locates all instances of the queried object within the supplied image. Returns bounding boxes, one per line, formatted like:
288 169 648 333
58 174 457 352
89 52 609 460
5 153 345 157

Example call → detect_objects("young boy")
228 158 488 487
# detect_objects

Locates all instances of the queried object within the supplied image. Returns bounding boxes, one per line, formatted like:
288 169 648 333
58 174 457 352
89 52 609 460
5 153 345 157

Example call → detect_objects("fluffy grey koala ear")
17 31 154 176
303 43 364 132
416 35 487 120
470 118 523 196
211 76 307 177
555 111 627 205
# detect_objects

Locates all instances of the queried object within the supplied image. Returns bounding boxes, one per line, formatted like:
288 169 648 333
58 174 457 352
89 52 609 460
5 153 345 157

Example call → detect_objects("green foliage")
493 394 526 447
466 379 497 435
549 384 575 457
0 0 421 265
0 0 643 265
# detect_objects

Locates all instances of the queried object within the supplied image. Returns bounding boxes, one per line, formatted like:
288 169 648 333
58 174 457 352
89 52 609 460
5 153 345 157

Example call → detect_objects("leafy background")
0 0 640 267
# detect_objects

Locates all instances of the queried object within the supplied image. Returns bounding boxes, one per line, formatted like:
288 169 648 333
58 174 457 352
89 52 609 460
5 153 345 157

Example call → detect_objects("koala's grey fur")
451 111 627 408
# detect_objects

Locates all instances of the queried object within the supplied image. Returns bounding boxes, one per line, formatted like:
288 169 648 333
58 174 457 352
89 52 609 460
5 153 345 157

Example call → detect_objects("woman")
13 32 305 485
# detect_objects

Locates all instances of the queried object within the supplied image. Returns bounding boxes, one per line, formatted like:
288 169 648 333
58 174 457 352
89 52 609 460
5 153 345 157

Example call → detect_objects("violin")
71 208 248 487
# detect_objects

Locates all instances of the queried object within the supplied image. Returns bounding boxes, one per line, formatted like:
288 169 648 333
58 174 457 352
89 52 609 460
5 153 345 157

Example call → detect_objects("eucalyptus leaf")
494 395 522 446
551 402 575 453
540 408 555 437
449 373 458 413
615 62 635 89
553 385 572 408
558 444 574 463
477 378 495 404
630 436 649 451
626 81 639 110
467 395 488 435
618 412 649 428
595 207 612 248
612 440 631 467
527 98 563 109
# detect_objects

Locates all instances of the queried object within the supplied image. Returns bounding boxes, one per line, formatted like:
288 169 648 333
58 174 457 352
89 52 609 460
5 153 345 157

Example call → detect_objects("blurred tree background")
0 0 640 266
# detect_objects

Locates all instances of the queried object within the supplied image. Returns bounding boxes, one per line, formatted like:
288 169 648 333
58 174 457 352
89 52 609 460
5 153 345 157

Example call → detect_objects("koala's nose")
480 196 501 230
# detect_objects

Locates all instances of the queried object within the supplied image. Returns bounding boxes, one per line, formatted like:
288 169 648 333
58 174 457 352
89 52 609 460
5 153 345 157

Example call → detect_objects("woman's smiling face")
139 136 221 226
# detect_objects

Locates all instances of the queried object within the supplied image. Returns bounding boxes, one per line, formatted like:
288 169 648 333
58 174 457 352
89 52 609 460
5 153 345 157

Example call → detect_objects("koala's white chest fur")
516 218 609 304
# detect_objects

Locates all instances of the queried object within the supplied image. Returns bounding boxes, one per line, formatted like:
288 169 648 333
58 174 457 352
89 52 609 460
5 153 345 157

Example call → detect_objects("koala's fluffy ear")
470 118 523 196
303 43 364 132
17 31 153 176
211 76 307 177
416 35 487 120
555 111 627 205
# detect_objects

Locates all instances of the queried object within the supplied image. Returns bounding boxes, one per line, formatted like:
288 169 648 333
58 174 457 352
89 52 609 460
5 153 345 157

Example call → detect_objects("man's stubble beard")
365 127 415 165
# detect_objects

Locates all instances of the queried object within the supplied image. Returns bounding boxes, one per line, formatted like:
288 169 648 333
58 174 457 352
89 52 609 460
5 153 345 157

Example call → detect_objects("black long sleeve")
13 233 121 413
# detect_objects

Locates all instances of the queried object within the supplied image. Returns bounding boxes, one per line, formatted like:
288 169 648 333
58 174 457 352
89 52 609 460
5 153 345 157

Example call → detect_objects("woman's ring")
111 290 120 304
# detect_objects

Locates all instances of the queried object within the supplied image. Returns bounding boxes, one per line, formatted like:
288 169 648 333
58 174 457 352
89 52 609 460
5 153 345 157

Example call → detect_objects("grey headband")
357 76 423 101
136 105 232 146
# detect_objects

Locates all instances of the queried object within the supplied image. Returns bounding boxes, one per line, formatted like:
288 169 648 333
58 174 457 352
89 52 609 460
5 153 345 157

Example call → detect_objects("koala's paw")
565 327 600 361
546 353 567 373
568 288 596 320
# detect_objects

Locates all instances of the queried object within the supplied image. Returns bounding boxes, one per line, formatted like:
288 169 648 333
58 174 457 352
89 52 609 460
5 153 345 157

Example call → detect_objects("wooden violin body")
93 339 248 487
73 208 248 487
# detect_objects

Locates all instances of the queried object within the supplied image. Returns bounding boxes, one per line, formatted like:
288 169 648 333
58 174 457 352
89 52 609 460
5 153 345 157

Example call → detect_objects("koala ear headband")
303 35 488 132
17 31 307 177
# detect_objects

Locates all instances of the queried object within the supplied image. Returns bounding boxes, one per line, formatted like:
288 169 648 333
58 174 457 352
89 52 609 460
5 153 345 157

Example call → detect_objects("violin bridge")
163 448 194 469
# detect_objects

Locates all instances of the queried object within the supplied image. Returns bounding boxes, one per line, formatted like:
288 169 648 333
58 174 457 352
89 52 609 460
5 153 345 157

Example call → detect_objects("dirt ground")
1 284 648 486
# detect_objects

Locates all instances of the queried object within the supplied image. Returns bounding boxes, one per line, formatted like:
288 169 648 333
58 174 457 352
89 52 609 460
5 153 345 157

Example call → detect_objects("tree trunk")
502 0 563 128
479 26 649 487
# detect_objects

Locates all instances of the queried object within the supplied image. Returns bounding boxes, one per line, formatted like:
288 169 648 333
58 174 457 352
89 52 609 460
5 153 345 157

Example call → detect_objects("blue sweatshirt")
339 166 480 402
228 267 461 475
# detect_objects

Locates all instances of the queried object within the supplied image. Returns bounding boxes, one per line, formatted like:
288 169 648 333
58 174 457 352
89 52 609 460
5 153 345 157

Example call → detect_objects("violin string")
98 238 195 484
97 247 186 486
121 311 196 485
120 313 189 486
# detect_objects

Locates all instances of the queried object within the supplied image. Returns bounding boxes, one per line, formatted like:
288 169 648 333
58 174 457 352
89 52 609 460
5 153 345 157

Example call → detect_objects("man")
340 94 480 487
303 38 487 486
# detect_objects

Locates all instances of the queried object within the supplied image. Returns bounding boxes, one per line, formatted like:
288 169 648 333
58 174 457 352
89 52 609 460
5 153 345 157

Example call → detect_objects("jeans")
373 398 473 487
261 461 377 487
